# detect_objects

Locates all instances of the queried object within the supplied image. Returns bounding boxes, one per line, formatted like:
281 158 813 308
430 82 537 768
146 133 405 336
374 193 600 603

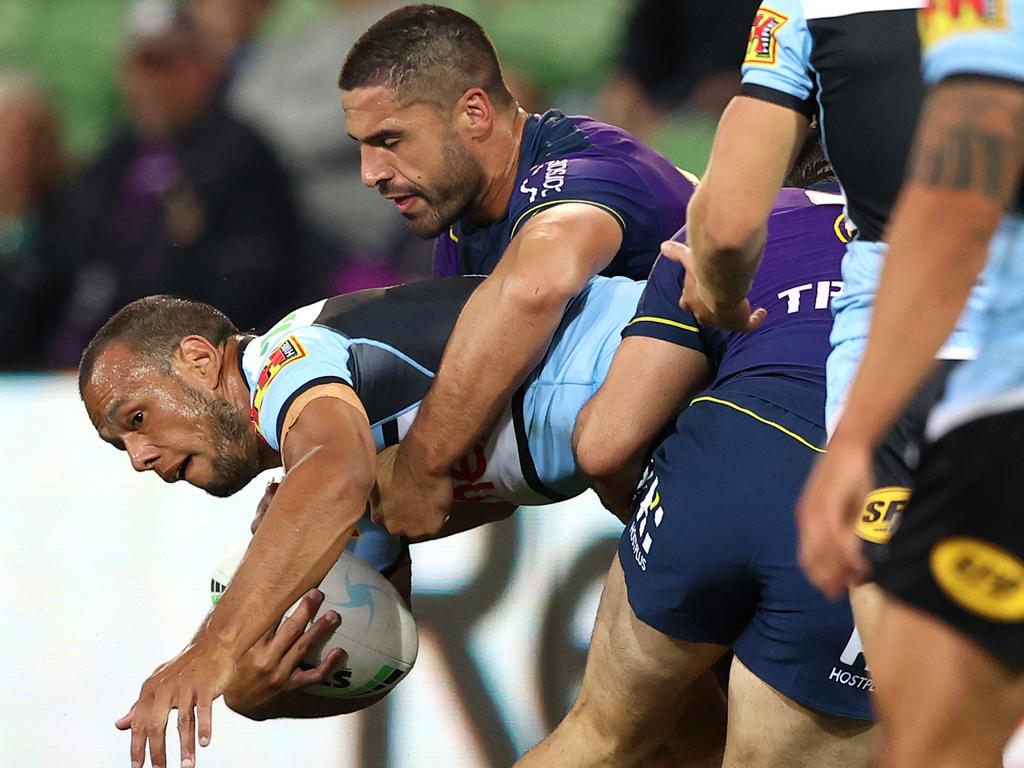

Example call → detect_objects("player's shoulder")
768 187 852 243
919 0 1024 85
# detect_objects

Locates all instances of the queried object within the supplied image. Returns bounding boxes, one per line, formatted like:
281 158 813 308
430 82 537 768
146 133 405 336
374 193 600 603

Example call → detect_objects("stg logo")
628 470 663 571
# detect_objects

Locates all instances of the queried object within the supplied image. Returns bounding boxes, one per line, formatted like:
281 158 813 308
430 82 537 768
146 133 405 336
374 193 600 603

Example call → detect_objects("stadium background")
1 1 1021 766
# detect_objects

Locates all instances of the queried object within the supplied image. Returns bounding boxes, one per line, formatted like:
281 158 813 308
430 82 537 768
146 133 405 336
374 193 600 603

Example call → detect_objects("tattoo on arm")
909 77 1024 206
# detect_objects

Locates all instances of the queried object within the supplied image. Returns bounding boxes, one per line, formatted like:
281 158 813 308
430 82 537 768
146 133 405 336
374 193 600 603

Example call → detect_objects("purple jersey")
623 187 848 419
432 110 696 281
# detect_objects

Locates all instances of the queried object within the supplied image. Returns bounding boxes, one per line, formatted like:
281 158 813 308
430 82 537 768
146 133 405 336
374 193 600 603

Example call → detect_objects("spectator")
49 0 306 366
229 0 428 287
186 0 277 76
0 72 70 369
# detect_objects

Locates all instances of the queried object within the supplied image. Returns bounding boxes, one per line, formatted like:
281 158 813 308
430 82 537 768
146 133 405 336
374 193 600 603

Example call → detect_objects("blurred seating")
47 0 308 366
0 72 71 369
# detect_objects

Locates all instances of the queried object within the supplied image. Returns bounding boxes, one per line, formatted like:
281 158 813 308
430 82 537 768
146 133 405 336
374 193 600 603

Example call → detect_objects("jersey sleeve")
621 253 714 357
919 0 1024 85
250 325 355 452
739 0 816 116
432 228 460 278
507 155 649 241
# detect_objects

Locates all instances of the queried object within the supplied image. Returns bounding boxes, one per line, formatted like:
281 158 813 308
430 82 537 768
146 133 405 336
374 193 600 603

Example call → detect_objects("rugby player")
338 5 697 538
517 168 875 767
798 3 1024 766
665 0 986 687
83 272 723 768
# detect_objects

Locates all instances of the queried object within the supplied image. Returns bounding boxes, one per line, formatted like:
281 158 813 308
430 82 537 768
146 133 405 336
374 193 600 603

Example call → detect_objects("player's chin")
200 469 255 499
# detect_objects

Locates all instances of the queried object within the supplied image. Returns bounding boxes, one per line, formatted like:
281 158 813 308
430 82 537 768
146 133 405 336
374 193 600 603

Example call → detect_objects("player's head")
79 295 262 498
339 4 517 238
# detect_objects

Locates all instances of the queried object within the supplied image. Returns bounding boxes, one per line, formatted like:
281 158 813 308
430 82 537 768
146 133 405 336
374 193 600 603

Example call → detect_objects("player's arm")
377 203 623 537
799 77 1024 598
675 95 808 329
835 77 1024 449
117 386 376 768
574 337 712 521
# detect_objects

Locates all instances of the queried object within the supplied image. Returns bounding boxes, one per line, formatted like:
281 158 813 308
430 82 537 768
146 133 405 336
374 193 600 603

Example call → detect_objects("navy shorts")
619 379 874 720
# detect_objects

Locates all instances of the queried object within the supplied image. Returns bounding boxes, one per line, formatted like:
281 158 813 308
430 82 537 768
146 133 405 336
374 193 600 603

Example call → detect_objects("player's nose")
123 434 160 473
360 145 392 188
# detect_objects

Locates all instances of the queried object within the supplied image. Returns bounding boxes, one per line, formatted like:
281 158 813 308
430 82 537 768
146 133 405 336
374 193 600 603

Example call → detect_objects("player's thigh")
869 593 1024 768
572 553 728 748
723 656 876 768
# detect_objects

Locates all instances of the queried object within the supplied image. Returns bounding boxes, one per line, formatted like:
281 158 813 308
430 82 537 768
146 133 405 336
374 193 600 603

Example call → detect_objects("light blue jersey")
240 276 645 571
921 0 1024 438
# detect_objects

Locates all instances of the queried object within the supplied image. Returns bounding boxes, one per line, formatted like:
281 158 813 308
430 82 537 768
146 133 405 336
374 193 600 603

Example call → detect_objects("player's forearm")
687 185 767 307
198 449 374 657
402 275 568 477
834 186 997 449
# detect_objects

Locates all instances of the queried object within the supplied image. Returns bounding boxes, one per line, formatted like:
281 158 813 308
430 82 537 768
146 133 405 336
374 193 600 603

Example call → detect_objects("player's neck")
223 335 283 471
473 108 529 223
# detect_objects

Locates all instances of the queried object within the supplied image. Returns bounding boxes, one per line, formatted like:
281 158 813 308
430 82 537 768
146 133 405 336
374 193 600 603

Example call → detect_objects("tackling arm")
574 337 712 520
682 96 808 327
378 203 623 536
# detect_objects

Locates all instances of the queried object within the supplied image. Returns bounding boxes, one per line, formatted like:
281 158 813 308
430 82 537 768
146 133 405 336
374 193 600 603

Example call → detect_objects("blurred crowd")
0 0 758 370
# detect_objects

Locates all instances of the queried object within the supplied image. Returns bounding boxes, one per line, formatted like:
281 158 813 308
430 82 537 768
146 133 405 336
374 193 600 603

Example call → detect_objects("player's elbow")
498 268 584 317
690 190 765 258
573 399 632 481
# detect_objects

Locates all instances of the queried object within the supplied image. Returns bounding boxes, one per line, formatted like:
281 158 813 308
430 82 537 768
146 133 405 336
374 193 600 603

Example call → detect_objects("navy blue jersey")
432 110 697 281
624 188 848 421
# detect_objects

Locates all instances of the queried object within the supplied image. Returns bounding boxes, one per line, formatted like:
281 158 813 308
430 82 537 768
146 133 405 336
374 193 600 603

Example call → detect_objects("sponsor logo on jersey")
777 280 844 314
856 486 910 544
930 536 1024 622
828 627 874 691
745 8 789 66
451 442 499 503
920 0 1007 51
250 336 307 436
628 471 662 571
519 159 571 204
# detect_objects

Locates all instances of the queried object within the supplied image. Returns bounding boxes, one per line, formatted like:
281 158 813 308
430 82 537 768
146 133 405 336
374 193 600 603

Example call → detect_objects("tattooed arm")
797 76 1024 597
829 77 1024 449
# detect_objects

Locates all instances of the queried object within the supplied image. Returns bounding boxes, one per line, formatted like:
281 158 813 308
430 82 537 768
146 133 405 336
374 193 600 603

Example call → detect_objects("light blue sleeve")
921 0 1024 85
740 0 815 105
250 325 355 451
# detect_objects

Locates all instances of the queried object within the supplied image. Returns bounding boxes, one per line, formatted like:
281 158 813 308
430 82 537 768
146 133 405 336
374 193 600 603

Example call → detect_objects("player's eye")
382 138 400 150
132 411 144 427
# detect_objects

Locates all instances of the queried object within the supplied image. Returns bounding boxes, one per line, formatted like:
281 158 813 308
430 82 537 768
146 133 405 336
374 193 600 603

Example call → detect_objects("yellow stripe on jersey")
510 199 626 239
689 395 826 454
448 226 459 243
626 316 700 334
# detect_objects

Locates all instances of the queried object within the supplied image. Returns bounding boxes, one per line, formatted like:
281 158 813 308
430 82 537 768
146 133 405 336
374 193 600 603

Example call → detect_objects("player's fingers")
270 590 324 654
197 698 213 749
129 708 148 768
283 611 339 671
146 704 169 768
178 702 196 768
744 306 768 331
659 239 688 264
115 705 135 731
288 645 343 690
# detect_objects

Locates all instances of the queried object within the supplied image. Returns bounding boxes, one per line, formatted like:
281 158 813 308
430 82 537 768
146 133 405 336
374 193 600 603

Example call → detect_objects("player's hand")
114 637 236 768
371 444 452 538
251 479 279 534
223 589 342 719
796 434 873 599
660 240 767 333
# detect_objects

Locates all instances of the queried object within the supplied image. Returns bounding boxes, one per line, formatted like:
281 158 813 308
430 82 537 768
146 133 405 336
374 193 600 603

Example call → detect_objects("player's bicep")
493 205 622 305
907 77 1024 212
575 337 712 479
694 96 810 245
280 385 374 475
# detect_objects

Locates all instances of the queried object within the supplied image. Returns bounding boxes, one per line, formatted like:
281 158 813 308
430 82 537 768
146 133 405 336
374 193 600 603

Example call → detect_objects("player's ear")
454 88 493 142
176 335 223 388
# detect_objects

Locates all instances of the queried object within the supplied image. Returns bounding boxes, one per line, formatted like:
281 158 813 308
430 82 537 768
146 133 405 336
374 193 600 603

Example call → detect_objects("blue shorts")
619 378 873 720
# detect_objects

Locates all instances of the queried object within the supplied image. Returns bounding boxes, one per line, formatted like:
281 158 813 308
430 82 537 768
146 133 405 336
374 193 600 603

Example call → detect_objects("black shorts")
859 362 959 557
873 408 1024 670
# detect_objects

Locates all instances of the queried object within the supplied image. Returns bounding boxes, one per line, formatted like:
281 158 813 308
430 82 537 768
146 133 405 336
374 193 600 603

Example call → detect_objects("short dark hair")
78 295 238 395
339 4 515 110
785 118 836 188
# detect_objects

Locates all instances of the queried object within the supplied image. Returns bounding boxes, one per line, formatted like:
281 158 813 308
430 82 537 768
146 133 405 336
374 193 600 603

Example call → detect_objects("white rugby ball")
211 544 418 699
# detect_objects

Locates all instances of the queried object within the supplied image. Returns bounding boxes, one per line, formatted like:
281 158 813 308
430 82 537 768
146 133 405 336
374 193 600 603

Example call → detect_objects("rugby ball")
211 544 418 699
